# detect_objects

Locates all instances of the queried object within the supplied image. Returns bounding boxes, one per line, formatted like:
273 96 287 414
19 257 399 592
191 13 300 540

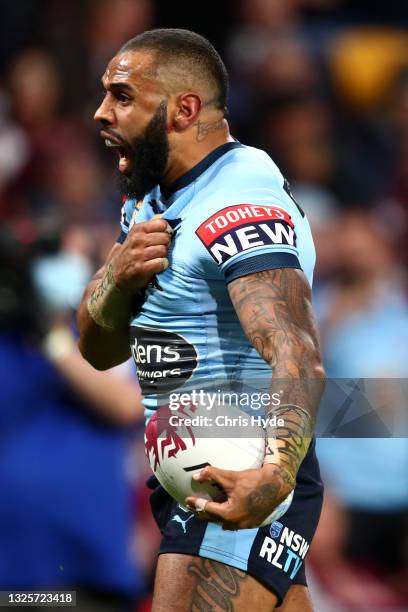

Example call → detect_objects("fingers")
143 232 171 247
135 218 172 234
142 245 169 261
192 498 208 513
186 496 229 521
142 257 169 275
193 466 235 489
127 225 171 250
127 228 171 246
151 213 173 234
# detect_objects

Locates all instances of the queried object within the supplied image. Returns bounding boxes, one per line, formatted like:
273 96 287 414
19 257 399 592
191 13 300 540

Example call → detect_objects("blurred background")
0 0 407 610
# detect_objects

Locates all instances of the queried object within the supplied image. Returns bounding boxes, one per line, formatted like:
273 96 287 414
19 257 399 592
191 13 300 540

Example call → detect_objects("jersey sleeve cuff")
117 230 128 244
224 252 302 284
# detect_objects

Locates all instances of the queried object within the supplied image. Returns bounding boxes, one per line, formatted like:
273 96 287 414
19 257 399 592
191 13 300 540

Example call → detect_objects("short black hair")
121 28 229 114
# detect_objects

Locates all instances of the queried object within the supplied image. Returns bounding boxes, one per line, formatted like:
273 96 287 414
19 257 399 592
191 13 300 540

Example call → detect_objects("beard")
118 99 169 200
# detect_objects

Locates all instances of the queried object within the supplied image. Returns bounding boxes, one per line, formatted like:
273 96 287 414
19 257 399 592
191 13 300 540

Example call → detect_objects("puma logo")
171 512 194 533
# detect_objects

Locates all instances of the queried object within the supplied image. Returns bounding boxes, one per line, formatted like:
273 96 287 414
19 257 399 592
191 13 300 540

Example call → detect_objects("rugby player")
78 29 325 611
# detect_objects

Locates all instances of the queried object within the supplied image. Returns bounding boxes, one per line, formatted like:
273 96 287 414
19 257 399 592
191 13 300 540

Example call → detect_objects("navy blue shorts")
148 439 324 605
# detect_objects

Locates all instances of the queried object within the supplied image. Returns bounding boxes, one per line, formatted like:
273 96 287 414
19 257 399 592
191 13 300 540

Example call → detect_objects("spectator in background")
326 27 408 206
310 210 408 609
255 92 339 225
84 0 155 112
0 91 30 218
228 0 302 81
6 48 111 224
380 69 408 267
227 0 327 137
0 224 154 611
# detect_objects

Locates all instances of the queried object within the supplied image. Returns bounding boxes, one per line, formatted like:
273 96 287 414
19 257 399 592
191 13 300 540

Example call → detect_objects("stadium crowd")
0 0 407 610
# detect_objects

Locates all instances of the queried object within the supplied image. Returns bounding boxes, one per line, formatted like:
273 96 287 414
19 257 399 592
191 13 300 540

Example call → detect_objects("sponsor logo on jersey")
258 524 309 579
195 204 296 265
130 326 198 394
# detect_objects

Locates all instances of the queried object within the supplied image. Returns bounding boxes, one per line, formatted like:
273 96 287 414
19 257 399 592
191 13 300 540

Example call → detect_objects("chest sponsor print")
195 204 297 265
130 326 198 394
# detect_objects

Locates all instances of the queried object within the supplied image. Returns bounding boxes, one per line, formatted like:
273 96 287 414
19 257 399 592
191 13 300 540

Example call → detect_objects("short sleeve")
195 199 302 284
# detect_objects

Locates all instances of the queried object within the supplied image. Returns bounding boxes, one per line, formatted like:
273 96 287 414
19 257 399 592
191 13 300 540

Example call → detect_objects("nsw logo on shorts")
259 524 310 580
270 521 284 539
195 204 296 265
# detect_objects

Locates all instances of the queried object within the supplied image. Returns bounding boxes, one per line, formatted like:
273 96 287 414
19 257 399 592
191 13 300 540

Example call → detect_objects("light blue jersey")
118 142 316 416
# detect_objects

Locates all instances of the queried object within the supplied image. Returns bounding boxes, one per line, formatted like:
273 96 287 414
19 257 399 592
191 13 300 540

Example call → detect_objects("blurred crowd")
1 0 408 610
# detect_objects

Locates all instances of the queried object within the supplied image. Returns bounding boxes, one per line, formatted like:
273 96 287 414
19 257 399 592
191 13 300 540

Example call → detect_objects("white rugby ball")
144 402 293 527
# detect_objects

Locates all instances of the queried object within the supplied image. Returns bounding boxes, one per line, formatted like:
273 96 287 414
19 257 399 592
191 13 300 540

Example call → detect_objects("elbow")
78 339 111 371
313 360 326 395
312 360 326 382
301 335 326 382
307 343 326 381
307 351 326 404
90 360 112 372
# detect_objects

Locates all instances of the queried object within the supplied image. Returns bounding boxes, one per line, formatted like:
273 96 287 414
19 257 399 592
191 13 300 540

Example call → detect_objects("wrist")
261 461 296 489
87 261 131 331
111 260 131 294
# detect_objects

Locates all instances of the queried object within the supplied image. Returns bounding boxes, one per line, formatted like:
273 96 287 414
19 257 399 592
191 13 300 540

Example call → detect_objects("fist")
112 218 171 292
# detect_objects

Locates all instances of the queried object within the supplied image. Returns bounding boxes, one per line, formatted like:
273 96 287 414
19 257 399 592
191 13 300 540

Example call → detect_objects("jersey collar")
161 141 243 199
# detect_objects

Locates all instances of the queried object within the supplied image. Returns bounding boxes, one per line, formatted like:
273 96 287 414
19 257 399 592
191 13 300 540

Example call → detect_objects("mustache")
100 128 130 150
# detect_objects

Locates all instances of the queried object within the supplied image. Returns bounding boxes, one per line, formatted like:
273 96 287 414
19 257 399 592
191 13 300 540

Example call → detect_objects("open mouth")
102 132 132 175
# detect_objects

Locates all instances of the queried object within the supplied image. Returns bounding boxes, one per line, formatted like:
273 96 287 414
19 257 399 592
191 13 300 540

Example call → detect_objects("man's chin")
118 172 148 201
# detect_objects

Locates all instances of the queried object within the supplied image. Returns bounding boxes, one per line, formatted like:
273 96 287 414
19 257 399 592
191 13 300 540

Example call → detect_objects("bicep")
228 268 321 368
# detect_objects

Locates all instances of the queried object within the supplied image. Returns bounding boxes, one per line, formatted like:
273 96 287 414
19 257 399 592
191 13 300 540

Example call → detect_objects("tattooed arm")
77 218 171 370
228 268 325 486
77 242 133 370
187 268 325 528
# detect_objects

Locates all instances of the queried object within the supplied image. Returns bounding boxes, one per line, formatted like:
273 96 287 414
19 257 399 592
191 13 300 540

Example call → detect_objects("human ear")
172 93 202 131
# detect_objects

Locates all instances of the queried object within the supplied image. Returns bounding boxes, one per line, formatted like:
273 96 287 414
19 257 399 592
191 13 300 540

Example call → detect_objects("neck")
162 117 233 188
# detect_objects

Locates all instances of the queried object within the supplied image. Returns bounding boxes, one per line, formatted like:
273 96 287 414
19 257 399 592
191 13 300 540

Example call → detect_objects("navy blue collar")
161 141 242 199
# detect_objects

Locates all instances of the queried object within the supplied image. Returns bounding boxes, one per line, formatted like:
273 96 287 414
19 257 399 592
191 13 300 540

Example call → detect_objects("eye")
116 92 131 104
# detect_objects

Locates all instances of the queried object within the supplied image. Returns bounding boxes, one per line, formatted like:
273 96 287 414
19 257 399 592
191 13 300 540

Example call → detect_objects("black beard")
119 99 169 200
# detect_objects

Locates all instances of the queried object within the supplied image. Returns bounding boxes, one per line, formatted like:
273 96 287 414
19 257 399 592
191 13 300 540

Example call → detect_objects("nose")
94 96 114 125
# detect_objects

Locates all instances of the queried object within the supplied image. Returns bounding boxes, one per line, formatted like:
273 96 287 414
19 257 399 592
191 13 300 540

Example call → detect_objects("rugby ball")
144 402 293 527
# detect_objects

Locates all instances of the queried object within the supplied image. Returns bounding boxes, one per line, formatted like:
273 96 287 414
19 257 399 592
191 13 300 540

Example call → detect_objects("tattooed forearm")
228 268 325 482
188 558 247 611
263 404 314 483
87 260 132 331
246 481 282 523
194 118 224 142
